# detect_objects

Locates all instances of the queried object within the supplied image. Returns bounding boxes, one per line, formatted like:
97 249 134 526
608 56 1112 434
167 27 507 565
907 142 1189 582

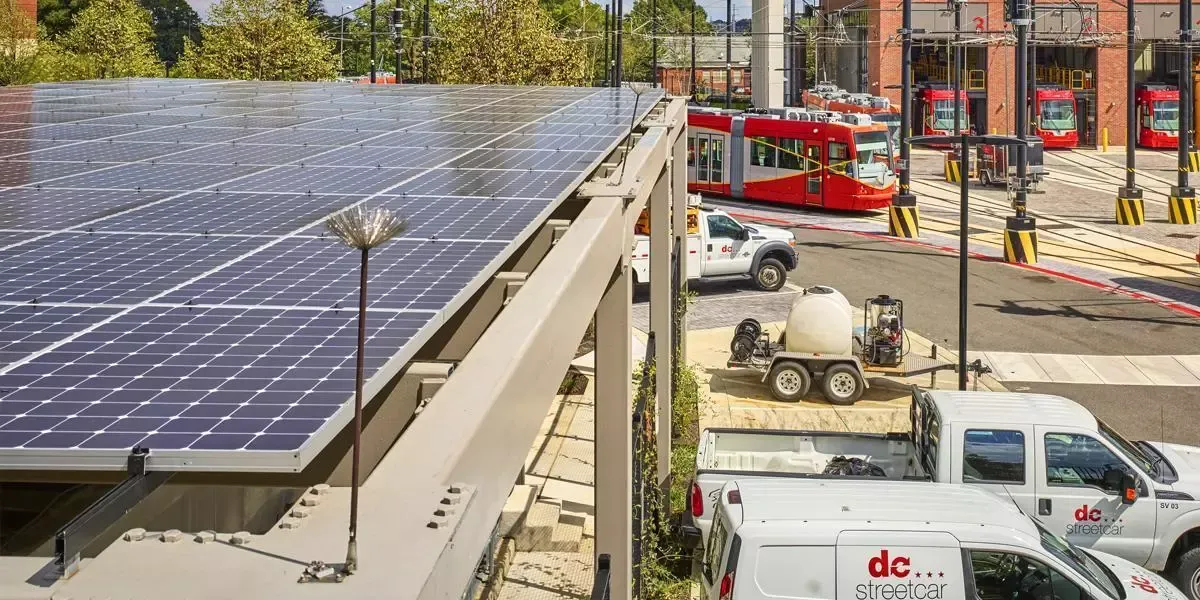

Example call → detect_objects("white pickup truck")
682 389 1200 598
631 203 797 291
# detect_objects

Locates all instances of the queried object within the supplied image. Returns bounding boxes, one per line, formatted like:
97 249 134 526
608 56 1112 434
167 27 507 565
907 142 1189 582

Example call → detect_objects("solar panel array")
0 78 662 472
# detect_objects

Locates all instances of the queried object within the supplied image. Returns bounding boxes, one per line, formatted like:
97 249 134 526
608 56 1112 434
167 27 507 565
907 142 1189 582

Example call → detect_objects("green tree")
340 0 424 79
139 0 199 65
60 0 161 77
620 0 712 83
172 0 337 80
1 0 39 84
431 0 587 85
36 0 87 38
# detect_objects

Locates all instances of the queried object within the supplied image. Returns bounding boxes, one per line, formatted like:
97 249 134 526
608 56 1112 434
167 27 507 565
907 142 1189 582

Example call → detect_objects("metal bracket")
54 446 171 579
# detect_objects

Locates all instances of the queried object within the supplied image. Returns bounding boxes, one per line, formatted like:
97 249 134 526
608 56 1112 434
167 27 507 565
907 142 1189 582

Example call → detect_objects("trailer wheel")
754 258 786 291
980 169 992 186
821 363 865 405
768 361 811 402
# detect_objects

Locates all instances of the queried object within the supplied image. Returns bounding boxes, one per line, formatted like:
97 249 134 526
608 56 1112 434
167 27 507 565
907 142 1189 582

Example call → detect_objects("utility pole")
1170 0 1197 224
652 0 658 87
369 0 377 83
393 8 402 84
889 0 920 239
1005 0 1039 264
726 0 732 108
616 0 624 85
339 6 347 76
605 3 611 87
1117 0 1143 224
691 2 696 96
952 0 969 391
422 0 430 83
789 0 796 104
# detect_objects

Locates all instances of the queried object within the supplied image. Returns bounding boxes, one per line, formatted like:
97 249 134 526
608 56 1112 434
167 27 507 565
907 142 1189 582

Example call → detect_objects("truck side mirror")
738 228 750 241
1121 473 1138 505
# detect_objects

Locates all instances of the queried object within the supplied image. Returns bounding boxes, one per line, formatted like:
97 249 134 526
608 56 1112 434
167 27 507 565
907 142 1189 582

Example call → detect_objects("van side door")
836 531 967 600
1033 425 1158 564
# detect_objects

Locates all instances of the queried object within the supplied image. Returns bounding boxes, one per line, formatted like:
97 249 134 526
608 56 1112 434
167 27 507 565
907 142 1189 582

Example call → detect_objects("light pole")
393 8 403 84
910 134 1032 390
1117 0 1143 225
369 0 377 83
889 0 920 239
951 0 968 391
340 5 351 76
1005 0 1039 263
324 205 407 577
1170 0 1197 225
726 0 732 108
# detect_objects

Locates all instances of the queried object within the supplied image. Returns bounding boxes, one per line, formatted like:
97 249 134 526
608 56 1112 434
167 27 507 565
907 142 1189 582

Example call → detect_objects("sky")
182 0 758 22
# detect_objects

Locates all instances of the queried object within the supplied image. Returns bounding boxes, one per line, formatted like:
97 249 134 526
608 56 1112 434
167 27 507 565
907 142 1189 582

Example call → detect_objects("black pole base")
889 193 920 238
892 192 918 207
1170 185 1195 198
1117 187 1143 200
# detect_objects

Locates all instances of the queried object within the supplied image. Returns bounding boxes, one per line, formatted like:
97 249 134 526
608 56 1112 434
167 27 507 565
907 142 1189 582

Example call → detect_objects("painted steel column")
671 128 688 361
751 0 784 108
594 260 633 600
650 169 671 485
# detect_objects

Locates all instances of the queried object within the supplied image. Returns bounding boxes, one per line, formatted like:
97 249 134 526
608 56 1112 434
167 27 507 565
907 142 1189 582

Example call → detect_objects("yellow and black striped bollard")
944 152 961 183
1115 187 1144 226
1189 151 1200 172
1003 216 1038 264
889 194 920 238
1168 194 1198 224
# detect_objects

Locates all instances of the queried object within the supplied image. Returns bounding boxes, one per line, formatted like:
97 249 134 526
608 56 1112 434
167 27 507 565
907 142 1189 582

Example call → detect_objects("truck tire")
1170 546 1200 599
754 258 787 291
980 169 992 186
821 363 864 405
768 361 811 402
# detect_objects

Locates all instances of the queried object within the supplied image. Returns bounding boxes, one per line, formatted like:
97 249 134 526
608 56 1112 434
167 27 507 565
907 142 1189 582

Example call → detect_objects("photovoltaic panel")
0 233 267 304
0 189 171 229
0 79 663 472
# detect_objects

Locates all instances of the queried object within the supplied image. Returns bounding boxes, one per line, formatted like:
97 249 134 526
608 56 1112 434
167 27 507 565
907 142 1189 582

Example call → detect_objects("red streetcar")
915 87 970 137
1031 86 1078 148
801 83 902 148
686 107 897 211
1135 83 1180 148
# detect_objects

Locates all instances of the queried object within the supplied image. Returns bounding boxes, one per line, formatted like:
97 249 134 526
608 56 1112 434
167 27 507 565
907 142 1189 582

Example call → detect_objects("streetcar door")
803 142 822 206
696 134 711 187
710 136 726 191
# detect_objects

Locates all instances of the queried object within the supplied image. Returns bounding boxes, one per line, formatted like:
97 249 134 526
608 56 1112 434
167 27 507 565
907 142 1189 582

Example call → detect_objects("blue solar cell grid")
0 79 662 472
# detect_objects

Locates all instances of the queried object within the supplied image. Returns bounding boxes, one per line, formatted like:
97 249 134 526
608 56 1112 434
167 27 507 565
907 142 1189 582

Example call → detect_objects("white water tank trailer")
783 285 852 355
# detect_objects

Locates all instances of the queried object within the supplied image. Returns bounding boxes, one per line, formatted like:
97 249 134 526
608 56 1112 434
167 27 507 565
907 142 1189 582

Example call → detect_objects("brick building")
816 0 1195 147
656 36 752 98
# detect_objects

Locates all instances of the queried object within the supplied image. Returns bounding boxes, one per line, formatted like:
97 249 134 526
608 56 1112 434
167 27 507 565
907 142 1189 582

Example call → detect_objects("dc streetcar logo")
856 550 949 600
1067 504 1125 536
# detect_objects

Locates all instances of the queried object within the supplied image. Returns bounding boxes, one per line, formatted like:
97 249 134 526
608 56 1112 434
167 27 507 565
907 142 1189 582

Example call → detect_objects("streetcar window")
805 144 820 194
687 136 696 167
1039 100 1075 132
853 131 896 186
750 136 777 168
778 138 803 171
1142 105 1153 130
697 136 710 181
933 99 969 131
1152 101 1180 131
828 142 849 174
711 138 724 183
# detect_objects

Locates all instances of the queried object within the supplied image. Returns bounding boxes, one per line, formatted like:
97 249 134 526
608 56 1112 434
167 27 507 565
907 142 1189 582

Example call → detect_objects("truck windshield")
1037 521 1123 599
852 131 896 187
932 100 969 131
1039 99 1076 131
1097 420 1156 476
1153 101 1180 131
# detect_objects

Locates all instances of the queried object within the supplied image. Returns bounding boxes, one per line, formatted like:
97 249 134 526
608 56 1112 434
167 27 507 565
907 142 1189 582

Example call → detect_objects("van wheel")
1170 547 1200 599
821 363 864 405
754 258 786 291
768 361 811 402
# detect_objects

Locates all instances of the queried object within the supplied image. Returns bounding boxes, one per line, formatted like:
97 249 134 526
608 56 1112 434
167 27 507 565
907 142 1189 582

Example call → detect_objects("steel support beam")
649 169 671 485
595 259 633 600
670 111 689 360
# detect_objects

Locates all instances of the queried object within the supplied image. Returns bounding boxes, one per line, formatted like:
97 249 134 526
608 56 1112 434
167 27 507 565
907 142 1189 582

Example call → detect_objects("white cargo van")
702 479 1186 600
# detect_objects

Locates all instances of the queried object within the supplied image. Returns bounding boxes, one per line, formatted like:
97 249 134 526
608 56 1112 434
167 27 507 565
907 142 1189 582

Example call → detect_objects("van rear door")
836 531 967 600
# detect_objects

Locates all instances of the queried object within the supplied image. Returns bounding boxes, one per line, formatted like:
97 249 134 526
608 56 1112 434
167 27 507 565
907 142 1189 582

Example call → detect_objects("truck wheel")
980 169 992 186
1170 546 1200 599
768 361 811 402
754 258 786 291
821 363 865 405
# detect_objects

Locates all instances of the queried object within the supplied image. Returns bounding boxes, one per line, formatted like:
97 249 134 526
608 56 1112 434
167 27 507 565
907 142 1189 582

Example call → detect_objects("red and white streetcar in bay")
687 107 897 211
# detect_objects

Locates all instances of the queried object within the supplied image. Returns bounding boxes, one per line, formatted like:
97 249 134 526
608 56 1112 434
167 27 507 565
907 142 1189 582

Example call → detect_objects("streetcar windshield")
1153 100 1180 131
932 99 969 131
852 131 896 187
873 114 902 148
1039 99 1076 131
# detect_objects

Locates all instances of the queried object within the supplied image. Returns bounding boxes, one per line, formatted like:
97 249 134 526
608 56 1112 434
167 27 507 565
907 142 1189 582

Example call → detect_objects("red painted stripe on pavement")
726 210 1200 320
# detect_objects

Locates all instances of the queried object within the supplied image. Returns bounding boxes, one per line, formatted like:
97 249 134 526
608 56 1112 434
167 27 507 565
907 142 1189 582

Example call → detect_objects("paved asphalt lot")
791 226 1200 446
